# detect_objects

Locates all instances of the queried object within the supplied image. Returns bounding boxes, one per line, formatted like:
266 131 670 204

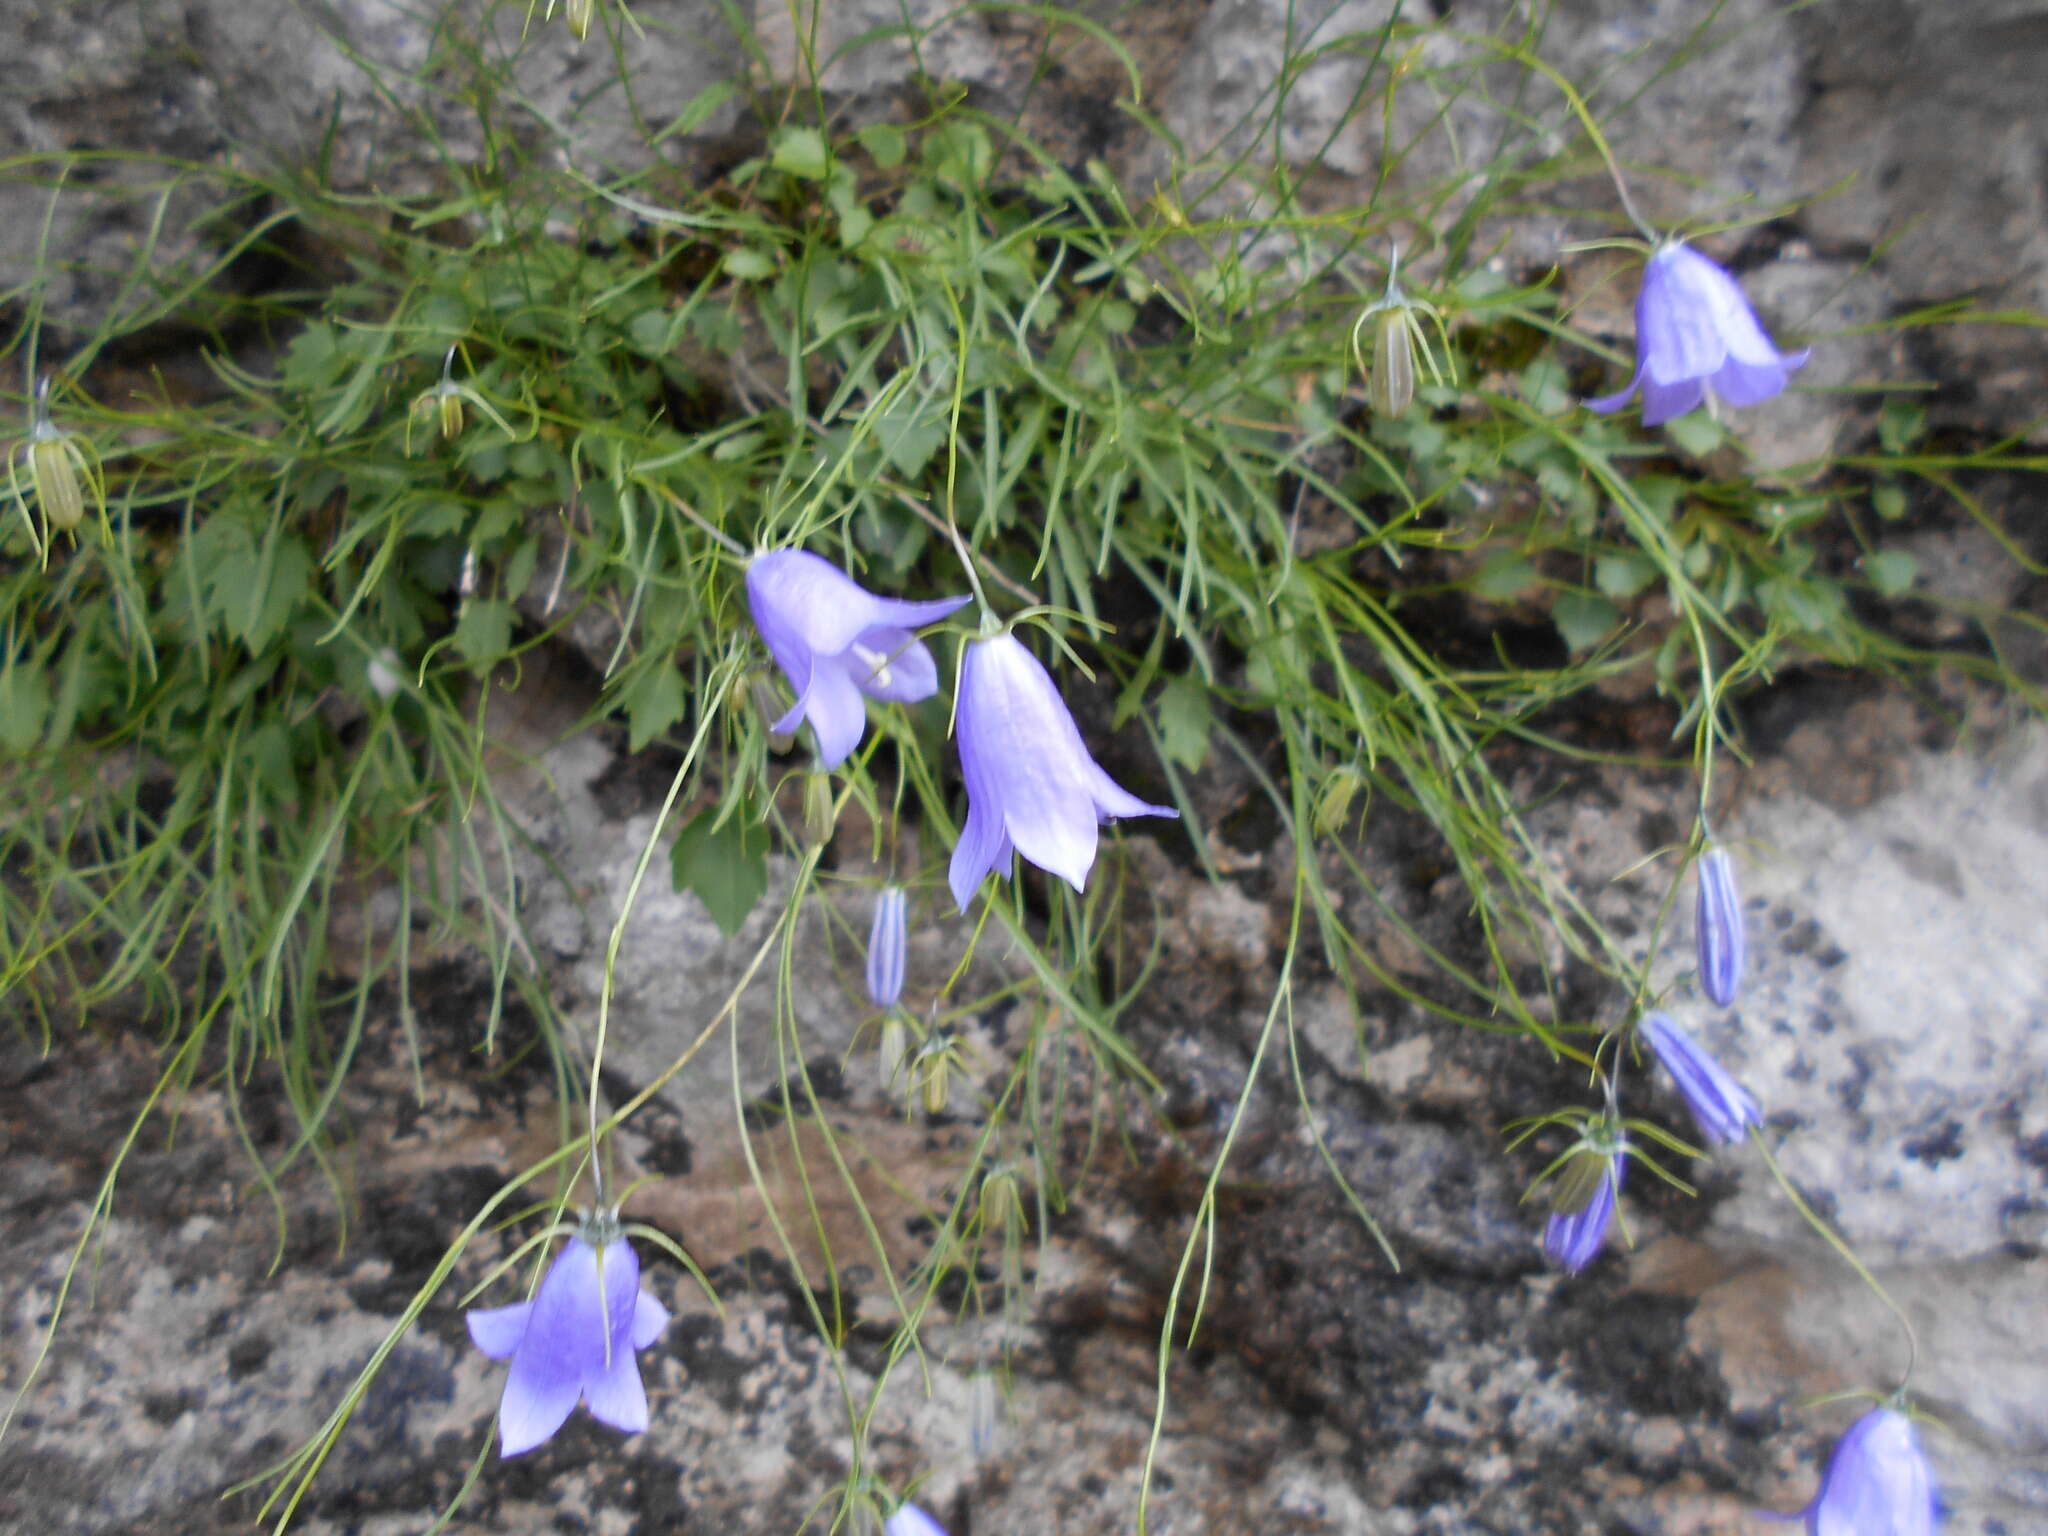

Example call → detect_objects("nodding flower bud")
1694 845 1745 1007
15 378 96 550
563 0 596 40
801 772 836 848
1350 248 1452 419
1539 1114 1627 1275
978 1166 1018 1238
877 1015 909 1095
866 885 907 1010
1637 1012 1761 1147
26 432 84 532
914 1034 959 1116
1543 1146 1622 1274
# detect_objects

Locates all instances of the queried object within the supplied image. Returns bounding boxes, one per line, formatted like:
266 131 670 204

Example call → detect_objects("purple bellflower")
466 1224 670 1457
1779 1406 1939 1536
1586 243 1809 427
746 549 970 770
866 884 907 1010
1639 1012 1762 1146
885 1505 950 1536
949 631 1176 911
1543 1144 1624 1275
1695 845 1746 1007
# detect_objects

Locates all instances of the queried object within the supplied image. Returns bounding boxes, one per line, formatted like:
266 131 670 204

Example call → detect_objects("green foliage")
669 803 769 937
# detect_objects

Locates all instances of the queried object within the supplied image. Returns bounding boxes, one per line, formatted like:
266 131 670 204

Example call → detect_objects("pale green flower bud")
1350 247 1453 419
28 433 83 531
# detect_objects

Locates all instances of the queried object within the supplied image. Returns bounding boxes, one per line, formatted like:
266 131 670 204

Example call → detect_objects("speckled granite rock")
4 672 2041 1535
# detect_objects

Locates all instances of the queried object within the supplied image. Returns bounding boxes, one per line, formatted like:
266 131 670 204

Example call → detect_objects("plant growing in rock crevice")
0 3 2030 1530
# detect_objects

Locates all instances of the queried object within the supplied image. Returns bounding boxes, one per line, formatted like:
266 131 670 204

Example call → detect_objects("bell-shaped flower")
866 884 907 1010
1543 1145 1624 1275
1695 845 1746 1007
1783 1406 1938 1536
1586 243 1809 427
746 549 970 770
466 1227 671 1457
1639 1012 1761 1146
885 1505 950 1536
949 631 1176 910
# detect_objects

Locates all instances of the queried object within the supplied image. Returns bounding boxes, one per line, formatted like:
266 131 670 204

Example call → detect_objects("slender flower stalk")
465 1216 670 1457
746 549 969 770
1695 845 1746 1007
1781 1406 1938 1535
1586 242 1809 426
866 884 907 1010
1638 1012 1761 1146
948 631 1176 910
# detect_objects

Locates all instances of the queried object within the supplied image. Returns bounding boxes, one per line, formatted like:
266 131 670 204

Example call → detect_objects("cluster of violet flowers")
456 239 1933 1530
1532 241 1936 1531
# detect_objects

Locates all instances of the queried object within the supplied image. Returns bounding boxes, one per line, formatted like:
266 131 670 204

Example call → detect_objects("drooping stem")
656 485 747 557
1754 1133 1919 1393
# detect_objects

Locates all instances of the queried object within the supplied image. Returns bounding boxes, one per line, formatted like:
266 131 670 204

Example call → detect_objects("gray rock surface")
5 673 2042 1534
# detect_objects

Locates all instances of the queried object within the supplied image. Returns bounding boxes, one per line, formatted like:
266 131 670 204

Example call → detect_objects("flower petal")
466 1302 531 1361
629 1289 671 1352
848 627 940 704
1085 759 1175 822
1710 354 1801 409
796 657 870 770
1640 377 1705 427
948 800 1013 912
497 1365 582 1457
747 550 968 665
580 1343 650 1436
1584 361 1646 415
885 1506 951 1536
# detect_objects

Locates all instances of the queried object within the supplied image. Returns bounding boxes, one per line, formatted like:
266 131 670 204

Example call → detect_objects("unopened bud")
1694 845 1745 1007
1543 1142 1623 1274
877 1015 909 1094
1638 1012 1760 1146
865 884 907 1009
1368 305 1416 418
1314 765 1365 837
979 1167 1017 1237
438 386 464 440
1351 248 1451 419
28 434 83 530
916 1035 955 1115
564 0 595 40
801 771 836 848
